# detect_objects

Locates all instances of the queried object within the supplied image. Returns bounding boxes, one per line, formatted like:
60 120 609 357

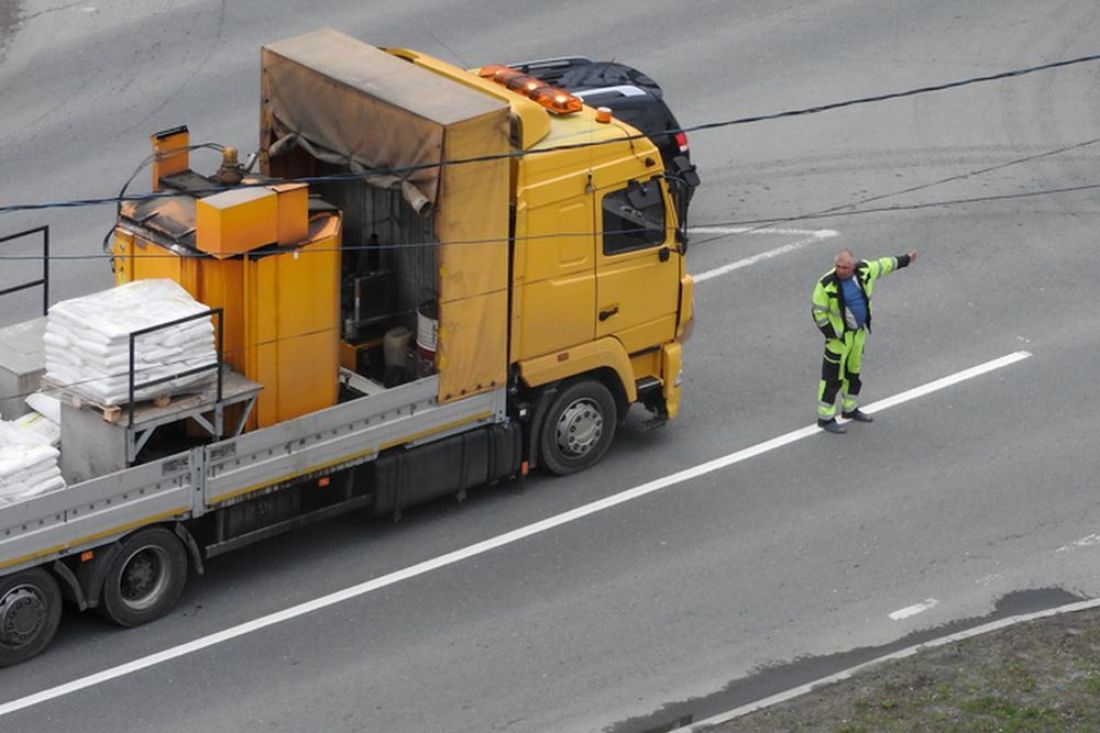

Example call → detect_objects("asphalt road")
1 1 1099 731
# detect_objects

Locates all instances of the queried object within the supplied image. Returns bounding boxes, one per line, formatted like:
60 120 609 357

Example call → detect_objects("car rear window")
559 62 663 97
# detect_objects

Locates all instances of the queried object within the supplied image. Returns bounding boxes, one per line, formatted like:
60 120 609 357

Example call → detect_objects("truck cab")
386 45 695 471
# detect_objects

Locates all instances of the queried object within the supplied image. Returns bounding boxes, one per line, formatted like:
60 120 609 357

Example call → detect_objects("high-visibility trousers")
817 328 866 420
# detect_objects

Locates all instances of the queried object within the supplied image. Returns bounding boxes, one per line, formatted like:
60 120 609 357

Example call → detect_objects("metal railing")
127 308 224 427
0 226 49 315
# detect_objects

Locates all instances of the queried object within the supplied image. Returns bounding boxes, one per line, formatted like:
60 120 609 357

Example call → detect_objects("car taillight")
674 131 689 153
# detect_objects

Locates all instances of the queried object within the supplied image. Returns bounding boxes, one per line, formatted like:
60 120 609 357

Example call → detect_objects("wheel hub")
119 547 170 611
556 398 604 457
0 587 47 647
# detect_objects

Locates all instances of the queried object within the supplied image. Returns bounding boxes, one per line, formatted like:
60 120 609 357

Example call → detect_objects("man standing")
812 248 918 434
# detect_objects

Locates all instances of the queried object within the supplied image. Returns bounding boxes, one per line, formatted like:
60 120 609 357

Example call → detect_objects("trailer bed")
0 376 506 575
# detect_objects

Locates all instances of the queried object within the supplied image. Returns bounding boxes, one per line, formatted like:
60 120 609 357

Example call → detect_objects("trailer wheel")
539 378 618 476
0 568 62 667
98 527 188 628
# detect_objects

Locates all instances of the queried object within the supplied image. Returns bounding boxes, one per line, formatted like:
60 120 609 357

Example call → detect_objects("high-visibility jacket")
812 254 912 339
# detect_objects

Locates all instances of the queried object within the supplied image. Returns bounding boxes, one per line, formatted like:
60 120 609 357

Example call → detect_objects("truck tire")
0 567 62 667
539 378 617 476
97 527 188 628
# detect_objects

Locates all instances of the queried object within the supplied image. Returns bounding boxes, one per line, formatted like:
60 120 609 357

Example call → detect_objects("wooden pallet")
40 378 181 424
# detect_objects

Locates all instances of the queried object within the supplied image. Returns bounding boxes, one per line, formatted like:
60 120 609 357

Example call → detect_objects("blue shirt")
840 276 868 330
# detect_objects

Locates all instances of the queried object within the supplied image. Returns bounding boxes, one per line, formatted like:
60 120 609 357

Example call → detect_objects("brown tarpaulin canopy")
263 29 500 211
261 29 512 401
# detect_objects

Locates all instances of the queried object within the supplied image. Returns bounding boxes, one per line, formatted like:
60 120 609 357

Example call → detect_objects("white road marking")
1055 533 1100 553
0 351 1032 718
690 227 838 237
889 598 939 620
688 226 838 283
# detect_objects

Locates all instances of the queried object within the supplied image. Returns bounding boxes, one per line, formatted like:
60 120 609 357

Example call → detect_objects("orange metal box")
196 188 278 258
270 183 309 245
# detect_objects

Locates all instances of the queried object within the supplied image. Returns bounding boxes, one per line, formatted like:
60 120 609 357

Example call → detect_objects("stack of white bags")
0 418 64 505
42 279 217 406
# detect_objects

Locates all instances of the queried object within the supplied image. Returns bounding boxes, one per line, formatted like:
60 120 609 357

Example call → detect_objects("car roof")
505 57 689 166
556 61 664 99
507 58 665 99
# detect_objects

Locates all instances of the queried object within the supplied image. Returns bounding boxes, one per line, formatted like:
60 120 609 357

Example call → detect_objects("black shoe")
842 409 874 423
817 418 846 434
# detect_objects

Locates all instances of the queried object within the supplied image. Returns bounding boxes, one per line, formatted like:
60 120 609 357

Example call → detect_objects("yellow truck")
0 29 694 665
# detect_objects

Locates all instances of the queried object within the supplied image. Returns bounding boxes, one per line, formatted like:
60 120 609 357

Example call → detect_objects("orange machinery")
111 127 340 429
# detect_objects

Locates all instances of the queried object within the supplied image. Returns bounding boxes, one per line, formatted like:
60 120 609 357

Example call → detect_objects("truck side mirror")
667 157 698 253
671 156 700 188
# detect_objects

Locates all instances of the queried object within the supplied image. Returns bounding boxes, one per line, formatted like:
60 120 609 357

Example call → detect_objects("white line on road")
690 227 838 237
1055 533 1100 553
0 350 1032 718
889 598 939 620
689 227 838 283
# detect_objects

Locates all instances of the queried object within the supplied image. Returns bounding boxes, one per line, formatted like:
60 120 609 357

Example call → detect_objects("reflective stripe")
812 305 830 314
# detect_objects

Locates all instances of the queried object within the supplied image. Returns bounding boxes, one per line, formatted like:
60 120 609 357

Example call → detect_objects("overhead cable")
1 51 1099 216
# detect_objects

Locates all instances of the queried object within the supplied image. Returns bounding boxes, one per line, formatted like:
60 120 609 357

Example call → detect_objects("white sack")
14 411 61 448
25 392 62 424
0 421 65 503
44 279 217 406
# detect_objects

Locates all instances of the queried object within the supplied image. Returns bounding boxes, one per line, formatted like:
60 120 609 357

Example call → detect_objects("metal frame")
127 308 224 428
125 372 262 463
0 225 49 315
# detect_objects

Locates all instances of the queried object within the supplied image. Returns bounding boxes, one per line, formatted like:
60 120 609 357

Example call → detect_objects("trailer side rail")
204 378 506 507
0 451 197 574
0 381 507 574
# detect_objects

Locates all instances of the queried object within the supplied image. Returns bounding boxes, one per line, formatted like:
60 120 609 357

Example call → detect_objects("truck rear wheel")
539 378 618 476
0 567 62 667
98 527 188 628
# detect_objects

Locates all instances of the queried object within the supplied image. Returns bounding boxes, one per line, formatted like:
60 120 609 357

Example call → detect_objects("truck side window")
602 181 666 255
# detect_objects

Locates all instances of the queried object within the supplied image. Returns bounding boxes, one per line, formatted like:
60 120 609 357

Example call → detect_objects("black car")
507 57 694 172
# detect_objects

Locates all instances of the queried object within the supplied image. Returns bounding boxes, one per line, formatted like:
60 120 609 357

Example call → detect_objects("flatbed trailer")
0 360 517 665
0 28 694 666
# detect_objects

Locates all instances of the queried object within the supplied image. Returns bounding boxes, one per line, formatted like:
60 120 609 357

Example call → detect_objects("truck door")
594 178 680 354
513 194 597 361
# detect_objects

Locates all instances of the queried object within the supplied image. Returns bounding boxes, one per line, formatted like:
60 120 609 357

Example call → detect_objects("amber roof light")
478 64 583 115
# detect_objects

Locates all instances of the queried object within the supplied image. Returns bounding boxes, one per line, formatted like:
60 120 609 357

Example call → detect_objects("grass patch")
722 607 1100 733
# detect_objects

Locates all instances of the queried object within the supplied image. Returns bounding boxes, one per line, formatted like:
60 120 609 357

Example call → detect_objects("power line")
0 178 1093 264
688 136 1100 246
0 177 1095 262
1 50 1099 217
687 182 1100 246
7 176 1093 404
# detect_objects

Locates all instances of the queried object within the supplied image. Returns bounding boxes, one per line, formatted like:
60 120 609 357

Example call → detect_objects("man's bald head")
835 250 856 280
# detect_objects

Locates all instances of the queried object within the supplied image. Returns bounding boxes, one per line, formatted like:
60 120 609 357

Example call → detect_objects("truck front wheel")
539 378 618 476
98 527 188 628
0 567 62 667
